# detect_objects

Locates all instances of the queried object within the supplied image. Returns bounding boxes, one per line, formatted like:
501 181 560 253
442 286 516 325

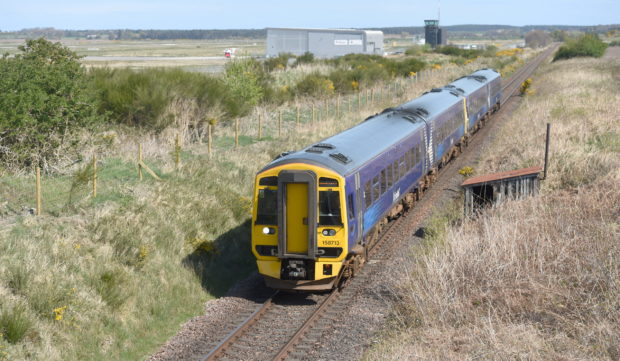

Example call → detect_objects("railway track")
200 45 558 361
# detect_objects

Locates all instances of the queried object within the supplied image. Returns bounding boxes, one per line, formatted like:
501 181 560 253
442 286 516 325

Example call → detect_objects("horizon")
1 0 618 32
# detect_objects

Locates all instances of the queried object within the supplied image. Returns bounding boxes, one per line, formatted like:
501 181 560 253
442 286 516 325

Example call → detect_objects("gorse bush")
435 45 483 59
89 68 232 130
553 33 608 61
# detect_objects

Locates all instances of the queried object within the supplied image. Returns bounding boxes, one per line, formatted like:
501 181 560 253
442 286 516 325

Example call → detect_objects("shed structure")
461 166 542 215
266 27 384 58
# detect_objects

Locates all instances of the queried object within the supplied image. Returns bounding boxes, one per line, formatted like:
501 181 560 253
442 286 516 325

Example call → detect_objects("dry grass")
364 55 620 360
0 53 535 360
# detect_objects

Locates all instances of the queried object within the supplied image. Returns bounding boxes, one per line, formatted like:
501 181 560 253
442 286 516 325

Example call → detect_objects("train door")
286 183 308 254
277 170 318 259
486 83 491 109
355 173 363 242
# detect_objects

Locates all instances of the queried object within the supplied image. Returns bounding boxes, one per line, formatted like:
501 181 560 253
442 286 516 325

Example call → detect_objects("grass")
364 51 620 360
0 50 535 360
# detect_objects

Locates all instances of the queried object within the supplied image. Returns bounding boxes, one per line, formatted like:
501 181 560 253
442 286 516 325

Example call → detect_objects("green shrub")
293 51 315 67
554 34 608 61
609 40 620 47
264 52 294 72
88 67 231 130
294 73 335 97
223 58 267 117
435 45 482 59
405 44 430 56
0 304 32 344
0 38 99 168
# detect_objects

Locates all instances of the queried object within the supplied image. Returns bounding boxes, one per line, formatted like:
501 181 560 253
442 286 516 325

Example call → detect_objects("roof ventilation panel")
329 152 352 164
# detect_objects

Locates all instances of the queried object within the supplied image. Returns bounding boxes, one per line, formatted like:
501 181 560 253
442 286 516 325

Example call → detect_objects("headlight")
262 227 276 235
321 229 336 236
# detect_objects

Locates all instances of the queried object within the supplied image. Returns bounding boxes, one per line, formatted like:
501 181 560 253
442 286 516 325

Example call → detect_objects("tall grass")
0 50 538 360
365 54 620 360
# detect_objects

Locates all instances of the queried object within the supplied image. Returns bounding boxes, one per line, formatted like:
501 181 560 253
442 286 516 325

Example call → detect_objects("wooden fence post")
296 105 300 129
35 166 41 216
348 95 352 113
208 124 212 158
312 104 315 124
258 113 262 140
138 144 143 181
337 95 341 117
325 99 329 118
278 110 282 138
92 154 97 198
235 118 239 148
175 133 181 170
371 88 374 105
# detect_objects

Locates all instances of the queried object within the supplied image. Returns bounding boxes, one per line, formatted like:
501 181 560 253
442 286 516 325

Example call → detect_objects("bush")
223 58 267 117
89 68 231 130
294 73 335 97
435 45 482 59
264 52 294 72
609 40 620 47
293 51 315 67
554 34 608 61
405 44 430 56
0 38 99 168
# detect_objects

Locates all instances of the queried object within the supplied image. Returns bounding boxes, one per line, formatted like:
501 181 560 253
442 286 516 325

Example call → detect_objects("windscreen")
256 188 277 225
319 191 342 226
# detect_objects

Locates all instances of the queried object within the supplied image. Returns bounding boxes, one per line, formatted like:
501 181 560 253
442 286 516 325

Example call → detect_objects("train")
251 68 502 291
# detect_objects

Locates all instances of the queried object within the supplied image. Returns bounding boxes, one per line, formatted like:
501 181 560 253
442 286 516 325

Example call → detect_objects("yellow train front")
251 161 348 291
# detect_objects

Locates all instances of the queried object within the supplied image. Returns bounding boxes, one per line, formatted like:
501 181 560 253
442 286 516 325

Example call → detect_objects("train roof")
447 68 500 95
260 88 463 177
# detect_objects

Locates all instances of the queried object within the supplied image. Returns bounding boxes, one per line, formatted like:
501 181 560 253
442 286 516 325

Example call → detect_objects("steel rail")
201 291 279 361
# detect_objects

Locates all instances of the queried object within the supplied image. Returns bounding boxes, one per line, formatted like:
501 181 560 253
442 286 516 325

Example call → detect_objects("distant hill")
1 24 618 41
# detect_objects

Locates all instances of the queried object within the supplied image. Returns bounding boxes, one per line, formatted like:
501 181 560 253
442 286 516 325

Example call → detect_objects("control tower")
424 19 446 48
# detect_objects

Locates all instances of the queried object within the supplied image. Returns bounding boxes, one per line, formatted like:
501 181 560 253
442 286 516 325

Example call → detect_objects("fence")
0 63 491 218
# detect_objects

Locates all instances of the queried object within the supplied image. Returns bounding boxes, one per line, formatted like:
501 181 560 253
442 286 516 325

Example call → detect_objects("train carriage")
251 69 502 291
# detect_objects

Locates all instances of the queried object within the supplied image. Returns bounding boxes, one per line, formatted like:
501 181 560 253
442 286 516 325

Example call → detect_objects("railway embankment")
364 49 620 360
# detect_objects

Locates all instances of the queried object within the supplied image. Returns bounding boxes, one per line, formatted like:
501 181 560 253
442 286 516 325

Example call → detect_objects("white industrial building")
266 28 384 58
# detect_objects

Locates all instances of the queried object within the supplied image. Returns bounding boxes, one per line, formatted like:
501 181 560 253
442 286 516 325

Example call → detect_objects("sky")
0 0 618 31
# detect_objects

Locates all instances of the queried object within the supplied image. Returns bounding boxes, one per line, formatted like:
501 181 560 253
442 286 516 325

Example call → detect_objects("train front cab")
252 164 348 291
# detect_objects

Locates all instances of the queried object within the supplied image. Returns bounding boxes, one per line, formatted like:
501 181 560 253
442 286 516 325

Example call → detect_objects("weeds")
0 304 32 344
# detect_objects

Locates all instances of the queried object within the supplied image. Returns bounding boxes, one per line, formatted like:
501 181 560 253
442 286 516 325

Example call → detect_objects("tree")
0 38 97 169
525 30 552 48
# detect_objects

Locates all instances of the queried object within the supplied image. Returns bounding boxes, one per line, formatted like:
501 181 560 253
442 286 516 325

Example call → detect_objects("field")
0 39 540 360
0 38 265 72
364 49 620 360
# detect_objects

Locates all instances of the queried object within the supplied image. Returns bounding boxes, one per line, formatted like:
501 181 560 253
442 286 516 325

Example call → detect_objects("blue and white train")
251 69 502 290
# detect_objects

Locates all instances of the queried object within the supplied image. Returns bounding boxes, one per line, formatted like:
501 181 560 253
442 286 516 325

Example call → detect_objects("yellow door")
286 183 308 254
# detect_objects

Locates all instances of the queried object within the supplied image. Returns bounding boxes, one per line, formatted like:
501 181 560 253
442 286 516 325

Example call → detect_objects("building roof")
266 27 381 35
461 166 542 187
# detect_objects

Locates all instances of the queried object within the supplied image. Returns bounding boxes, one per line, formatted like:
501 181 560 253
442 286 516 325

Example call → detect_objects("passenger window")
387 164 393 188
380 169 387 194
399 156 406 177
347 194 355 219
372 175 380 202
393 160 399 181
364 181 372 208
319 191 342 226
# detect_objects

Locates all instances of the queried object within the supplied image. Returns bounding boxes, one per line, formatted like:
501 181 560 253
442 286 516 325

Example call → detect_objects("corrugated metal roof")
461 166 542 187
